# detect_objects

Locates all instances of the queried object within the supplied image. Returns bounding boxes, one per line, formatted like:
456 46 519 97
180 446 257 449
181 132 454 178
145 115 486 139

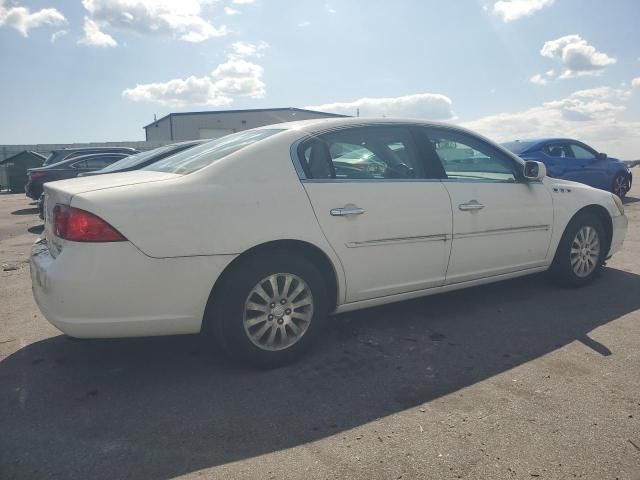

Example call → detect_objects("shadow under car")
1 268 639 478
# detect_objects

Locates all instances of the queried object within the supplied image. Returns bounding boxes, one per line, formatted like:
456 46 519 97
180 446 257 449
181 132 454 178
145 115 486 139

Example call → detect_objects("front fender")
542 178 621 261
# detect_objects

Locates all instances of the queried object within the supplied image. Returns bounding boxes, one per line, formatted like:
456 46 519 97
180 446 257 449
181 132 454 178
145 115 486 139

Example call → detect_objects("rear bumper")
30 239 236 338
607 213 627 258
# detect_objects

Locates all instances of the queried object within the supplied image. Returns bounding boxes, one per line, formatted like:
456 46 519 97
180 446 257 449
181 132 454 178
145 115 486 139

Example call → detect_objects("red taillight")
53 205 126 242
30 171 46 179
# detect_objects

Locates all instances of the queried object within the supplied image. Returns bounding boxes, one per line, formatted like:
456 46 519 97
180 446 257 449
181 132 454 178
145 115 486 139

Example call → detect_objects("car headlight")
612 193 624 215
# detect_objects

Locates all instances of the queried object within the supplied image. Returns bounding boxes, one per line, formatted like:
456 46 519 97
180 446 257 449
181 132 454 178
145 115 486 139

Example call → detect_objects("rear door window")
543 143 573 158
85 156 123 169
70 160 87 169
300 126 424 180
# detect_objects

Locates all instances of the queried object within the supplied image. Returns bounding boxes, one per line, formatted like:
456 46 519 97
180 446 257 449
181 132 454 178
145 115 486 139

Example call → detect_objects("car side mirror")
596 152 607 160
524 161 546 180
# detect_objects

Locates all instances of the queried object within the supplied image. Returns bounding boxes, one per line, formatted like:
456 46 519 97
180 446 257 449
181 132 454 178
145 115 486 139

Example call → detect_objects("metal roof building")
143 107 348 142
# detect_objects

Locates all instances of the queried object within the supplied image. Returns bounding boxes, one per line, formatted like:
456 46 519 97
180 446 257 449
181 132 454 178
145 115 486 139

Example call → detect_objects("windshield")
144 129 283 175
98 146 169 173
501 140 538 155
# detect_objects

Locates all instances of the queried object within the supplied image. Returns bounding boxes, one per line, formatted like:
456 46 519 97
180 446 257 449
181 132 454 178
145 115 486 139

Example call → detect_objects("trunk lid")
43 171 180 257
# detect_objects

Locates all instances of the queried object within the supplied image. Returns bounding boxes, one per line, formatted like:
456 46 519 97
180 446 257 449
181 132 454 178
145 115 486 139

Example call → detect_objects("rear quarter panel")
71 132 347 300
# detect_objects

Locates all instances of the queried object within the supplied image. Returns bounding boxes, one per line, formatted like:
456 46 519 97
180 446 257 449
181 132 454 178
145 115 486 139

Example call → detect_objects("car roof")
53 146 137 153
167 139 209 147
256 117 521 157
502 138 594 153
254 117 500 141
66 152 129 161
505 138 591 146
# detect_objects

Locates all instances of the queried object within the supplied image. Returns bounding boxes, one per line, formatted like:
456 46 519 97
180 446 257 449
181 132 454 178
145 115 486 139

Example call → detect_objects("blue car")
502 138 632 198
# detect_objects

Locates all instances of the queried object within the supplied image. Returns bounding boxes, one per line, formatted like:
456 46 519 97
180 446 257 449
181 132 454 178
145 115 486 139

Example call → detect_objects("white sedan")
31 118 628 367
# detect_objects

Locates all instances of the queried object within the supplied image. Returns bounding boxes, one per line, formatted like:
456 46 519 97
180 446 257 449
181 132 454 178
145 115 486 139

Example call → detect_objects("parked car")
31 119 627 368
42 147 138 167
79 140 208 177
26 152 131 200
502 138 632 198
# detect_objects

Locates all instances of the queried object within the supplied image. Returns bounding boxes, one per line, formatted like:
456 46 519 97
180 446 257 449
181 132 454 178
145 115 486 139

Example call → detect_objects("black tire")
548 212 606 287
611 173 629 199
204 251 329 368
37 194 45 220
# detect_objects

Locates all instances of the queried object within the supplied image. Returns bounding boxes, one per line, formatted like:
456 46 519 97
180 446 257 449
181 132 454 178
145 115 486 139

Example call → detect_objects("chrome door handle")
330 207 365 216
458 201 484 211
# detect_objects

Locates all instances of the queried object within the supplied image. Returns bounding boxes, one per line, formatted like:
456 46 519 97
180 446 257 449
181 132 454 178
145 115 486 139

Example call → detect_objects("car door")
420 127 553 285
567 142 608 189
543 142 601 187
299 125 453 303
540 142 572 178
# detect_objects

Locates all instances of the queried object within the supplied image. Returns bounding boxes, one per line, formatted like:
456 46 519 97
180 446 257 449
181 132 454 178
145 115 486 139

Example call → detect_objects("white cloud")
122 75 233 107
306 93 455 120
232 0 255 4
492 0 554 22
228 40 268 59
297 20 311 27
325 3 337 14
80 0 227 46
210 59 265 97
224 6 239 15
79 17 117 47
122 41 267 106
529 69 556 85
529 73 548 86
632 77 640 88
539 34 616 79
0 0 66 37
463 87 640 159
50 29 68 43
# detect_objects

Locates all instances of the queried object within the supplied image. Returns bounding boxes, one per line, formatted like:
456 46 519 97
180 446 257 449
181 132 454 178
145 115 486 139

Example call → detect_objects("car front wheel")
612 173 630 199
205 252 329 368
549 212 606 287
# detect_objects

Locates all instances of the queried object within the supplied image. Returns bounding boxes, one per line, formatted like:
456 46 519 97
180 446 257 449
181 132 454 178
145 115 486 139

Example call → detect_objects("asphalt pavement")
0 185 639 479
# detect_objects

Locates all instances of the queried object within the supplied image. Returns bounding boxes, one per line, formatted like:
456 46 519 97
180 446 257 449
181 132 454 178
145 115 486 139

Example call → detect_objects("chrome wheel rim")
570 226 600 278
613 175 628 197
243 273 314 351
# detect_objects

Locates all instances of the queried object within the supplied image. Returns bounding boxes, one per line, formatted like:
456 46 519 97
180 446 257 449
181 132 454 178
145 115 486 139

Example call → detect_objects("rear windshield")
501 141 538 155
144 129 283 175
98 146 168 173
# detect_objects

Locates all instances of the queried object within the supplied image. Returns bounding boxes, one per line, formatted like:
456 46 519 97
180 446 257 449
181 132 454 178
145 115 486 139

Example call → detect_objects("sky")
0 0 639 158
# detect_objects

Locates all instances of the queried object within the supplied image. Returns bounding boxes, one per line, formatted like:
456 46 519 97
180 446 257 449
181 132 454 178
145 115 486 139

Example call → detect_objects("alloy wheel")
613 175 628 198
570 226 600 278
243 273 314 351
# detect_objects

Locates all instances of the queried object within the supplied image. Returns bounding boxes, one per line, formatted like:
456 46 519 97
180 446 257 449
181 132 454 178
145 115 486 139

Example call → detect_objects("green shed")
0 150 45 193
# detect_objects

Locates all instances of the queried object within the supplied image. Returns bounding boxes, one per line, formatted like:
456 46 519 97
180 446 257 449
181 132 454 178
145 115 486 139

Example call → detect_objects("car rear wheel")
205 252 329 368
549 212 605 287
612 173 629 199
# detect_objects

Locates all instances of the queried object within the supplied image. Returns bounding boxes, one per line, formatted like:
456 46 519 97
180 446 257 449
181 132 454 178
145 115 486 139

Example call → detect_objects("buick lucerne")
30 118 628 367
